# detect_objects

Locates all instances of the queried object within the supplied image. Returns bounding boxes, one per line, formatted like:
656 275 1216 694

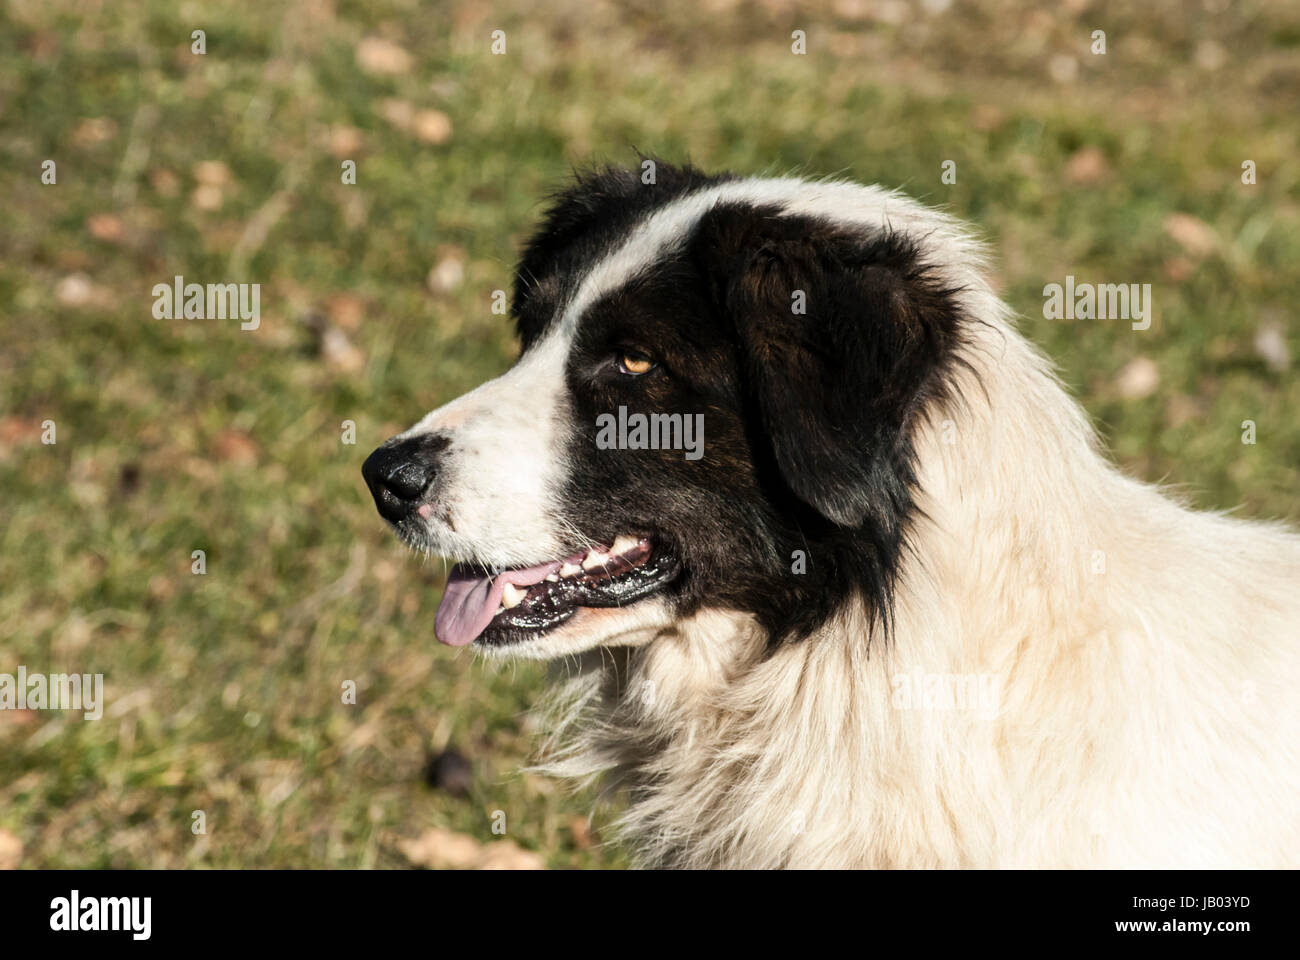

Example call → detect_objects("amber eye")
618 352 655 376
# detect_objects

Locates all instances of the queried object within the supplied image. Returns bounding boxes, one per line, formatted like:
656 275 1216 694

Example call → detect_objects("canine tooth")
560 562 582 578
501 583 528 608
610 535 639 557
582 550 610 571
545 573 559 582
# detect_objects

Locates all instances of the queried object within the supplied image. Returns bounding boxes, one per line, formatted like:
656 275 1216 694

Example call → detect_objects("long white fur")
513 177 1300 868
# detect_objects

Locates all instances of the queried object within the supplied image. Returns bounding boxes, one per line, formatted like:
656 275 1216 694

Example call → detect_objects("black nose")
362 435 448 523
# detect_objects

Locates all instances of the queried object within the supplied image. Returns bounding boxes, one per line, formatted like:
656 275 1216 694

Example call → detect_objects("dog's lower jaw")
475 596 682 661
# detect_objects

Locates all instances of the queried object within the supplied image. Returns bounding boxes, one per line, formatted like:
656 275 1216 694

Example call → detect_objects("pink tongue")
434 559 564 647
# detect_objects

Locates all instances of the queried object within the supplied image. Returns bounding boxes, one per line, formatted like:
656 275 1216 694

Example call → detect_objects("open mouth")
434 536 679 647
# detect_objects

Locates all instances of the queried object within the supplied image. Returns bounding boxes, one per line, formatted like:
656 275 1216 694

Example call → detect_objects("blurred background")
0 0 1297 868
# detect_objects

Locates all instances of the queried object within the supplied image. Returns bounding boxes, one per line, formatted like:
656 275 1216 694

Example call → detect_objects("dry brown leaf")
376 98 415 131
399 828 546 870
477 841 546 870
320 327 365 373
0 709 38 730
356 36 412 75
191 184 223 211
147 573 177 602
150 168 181 197
0 828 22 870
55 272 106 307
212 428 260 466
194 161 233 186
71 117 117 147
87 213 125 243
1116 356 1159 400
832 0 872 22
427 247 466 293
413 109 452 145
1065 146 1108 186
0 415 43 449
1163 213 1218 258
327 125 365 158
324 292 366 331
399 827 484 869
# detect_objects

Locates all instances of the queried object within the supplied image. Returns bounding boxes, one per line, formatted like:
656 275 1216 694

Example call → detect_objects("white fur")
399 334 577 567
517 177 1300 868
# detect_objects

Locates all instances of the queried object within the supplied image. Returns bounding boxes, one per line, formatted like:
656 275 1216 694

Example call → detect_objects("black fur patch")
512 161 732 348
517 166 965 643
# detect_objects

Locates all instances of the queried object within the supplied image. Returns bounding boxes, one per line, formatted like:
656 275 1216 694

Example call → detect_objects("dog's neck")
905 313 1114 654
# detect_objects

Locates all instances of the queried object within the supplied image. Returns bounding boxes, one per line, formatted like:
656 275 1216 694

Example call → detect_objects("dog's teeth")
545 573 559 582
582 550 609 571
610 535 639 557
560 562 582 578
501 583 528 608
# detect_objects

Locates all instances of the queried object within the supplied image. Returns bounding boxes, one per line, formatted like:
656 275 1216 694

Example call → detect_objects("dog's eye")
618 352 656 376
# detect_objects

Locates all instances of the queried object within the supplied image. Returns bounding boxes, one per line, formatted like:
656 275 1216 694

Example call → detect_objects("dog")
363 163 1300 868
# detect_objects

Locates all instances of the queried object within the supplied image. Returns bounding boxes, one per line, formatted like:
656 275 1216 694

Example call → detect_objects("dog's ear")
692 203 961 528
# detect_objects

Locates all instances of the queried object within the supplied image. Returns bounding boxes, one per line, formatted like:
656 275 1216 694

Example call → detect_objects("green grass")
0 0 1297 868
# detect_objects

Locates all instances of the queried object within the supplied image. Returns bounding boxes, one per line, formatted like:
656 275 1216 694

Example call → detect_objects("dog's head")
363 164 964 658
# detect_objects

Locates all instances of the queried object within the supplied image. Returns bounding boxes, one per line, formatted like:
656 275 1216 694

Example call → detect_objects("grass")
0 0 1297 868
